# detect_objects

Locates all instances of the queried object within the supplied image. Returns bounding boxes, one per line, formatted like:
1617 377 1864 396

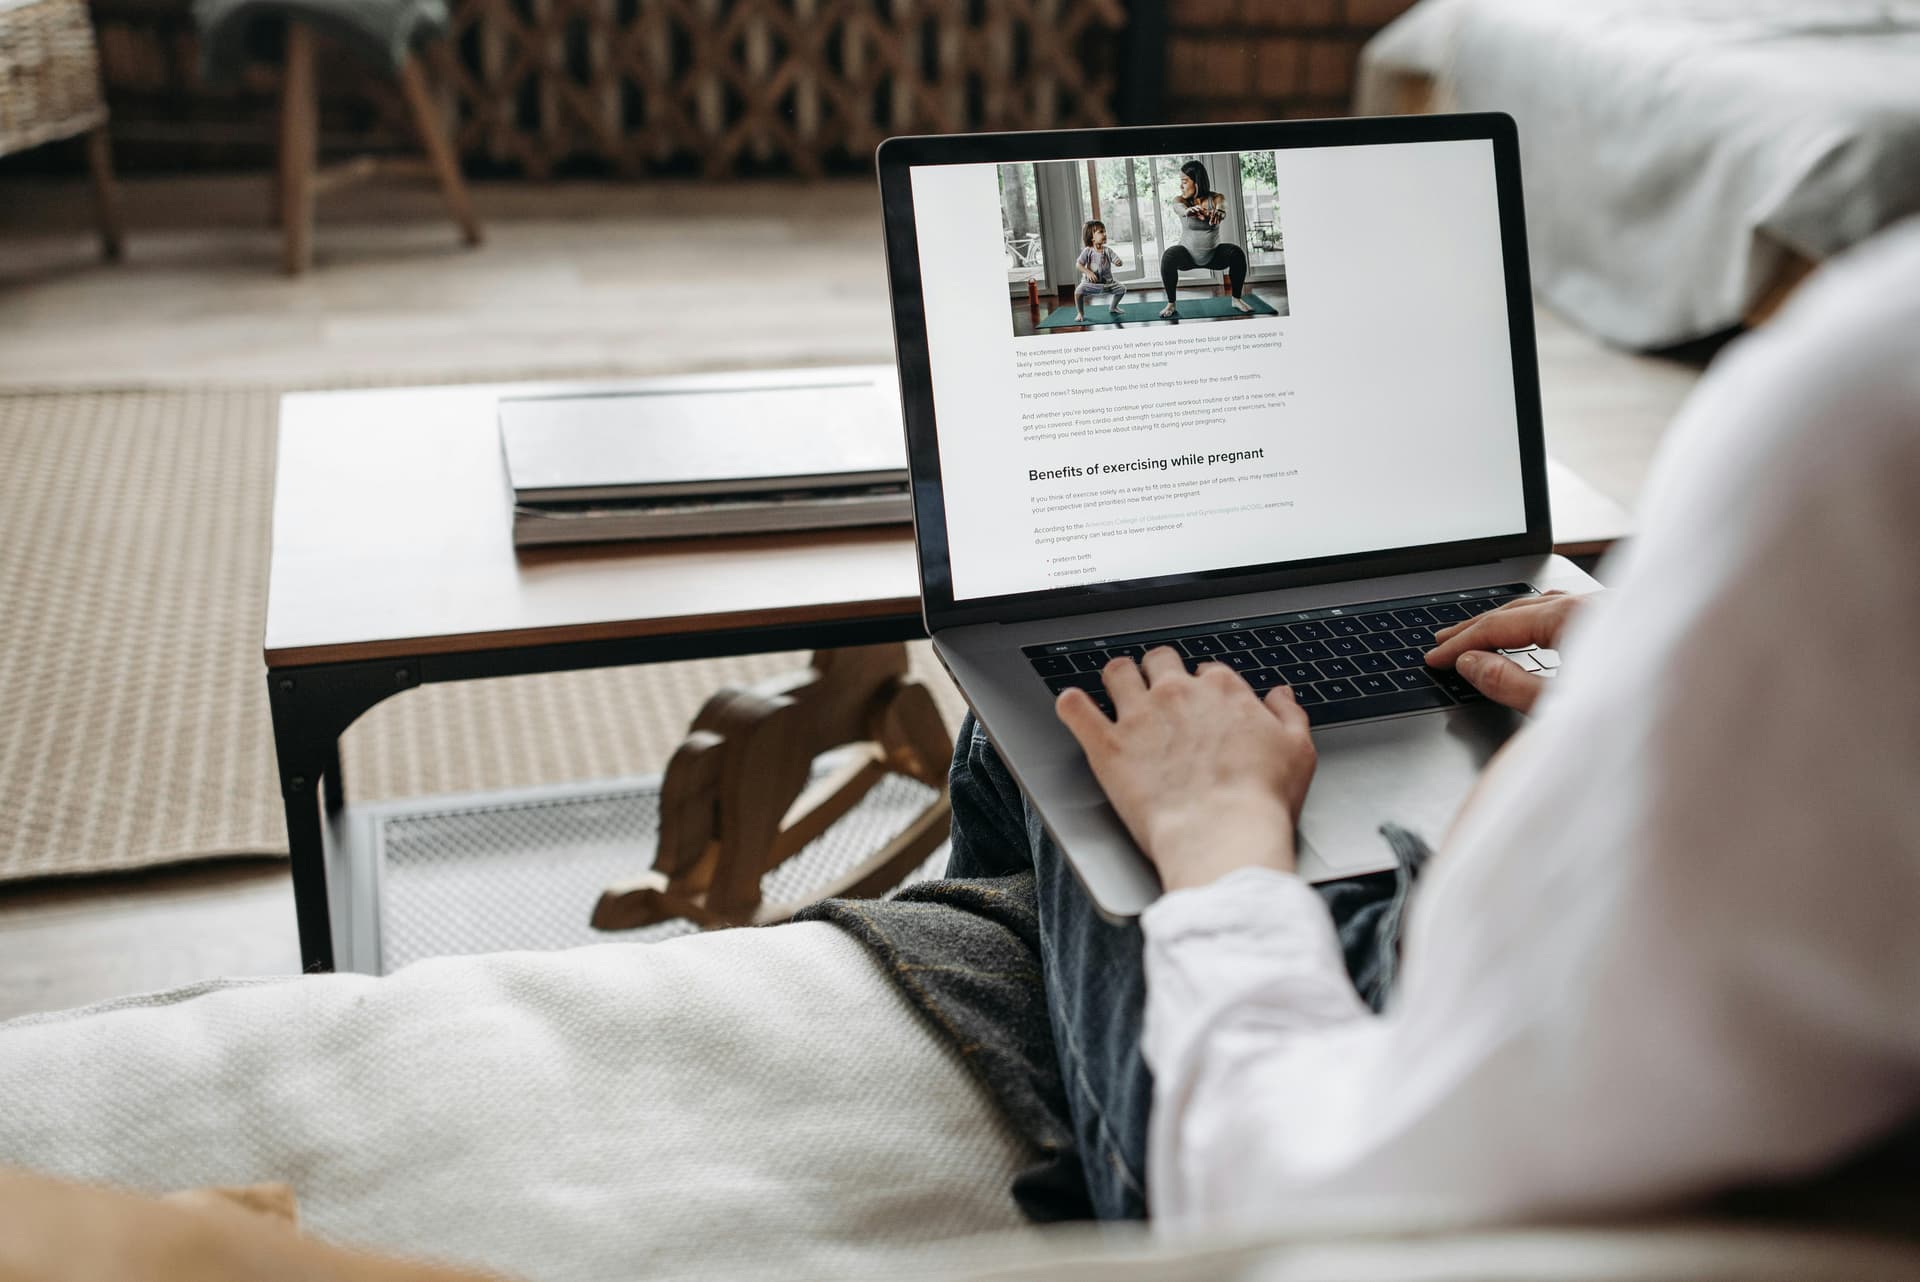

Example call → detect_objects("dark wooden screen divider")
77 0 1164 176
438 0 1130 177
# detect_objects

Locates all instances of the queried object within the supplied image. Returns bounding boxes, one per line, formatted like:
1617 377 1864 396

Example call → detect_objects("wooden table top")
265 373 1632 669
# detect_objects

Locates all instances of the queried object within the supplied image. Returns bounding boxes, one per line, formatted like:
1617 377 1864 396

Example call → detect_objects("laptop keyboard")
1023 583 1558 728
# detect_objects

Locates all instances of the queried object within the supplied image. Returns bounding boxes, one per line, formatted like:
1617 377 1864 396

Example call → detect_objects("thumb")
1456 651 1544 714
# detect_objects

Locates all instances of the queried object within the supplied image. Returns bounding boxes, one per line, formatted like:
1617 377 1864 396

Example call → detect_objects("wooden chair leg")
83 126 124 262
279 21 318 275
266 90 282 226
397 56 482 247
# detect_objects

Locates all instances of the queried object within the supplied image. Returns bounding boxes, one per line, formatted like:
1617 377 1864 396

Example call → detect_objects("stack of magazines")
500 373 912 548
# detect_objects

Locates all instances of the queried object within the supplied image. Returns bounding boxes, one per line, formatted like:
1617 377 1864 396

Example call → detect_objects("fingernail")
1457 652 1485 676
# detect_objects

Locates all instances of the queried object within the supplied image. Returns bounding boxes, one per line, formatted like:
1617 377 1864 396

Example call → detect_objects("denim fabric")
945 711 1428 1220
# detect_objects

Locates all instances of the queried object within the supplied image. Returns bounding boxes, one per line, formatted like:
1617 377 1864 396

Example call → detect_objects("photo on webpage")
998 151 1291 338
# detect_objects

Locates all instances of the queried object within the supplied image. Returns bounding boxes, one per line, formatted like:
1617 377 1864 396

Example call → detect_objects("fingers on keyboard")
1025 586 1539 725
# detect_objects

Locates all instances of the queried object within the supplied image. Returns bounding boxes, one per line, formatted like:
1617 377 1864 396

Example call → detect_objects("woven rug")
0 385 965 884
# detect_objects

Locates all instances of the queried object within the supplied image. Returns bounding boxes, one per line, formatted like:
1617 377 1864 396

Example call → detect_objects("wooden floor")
0 173 1712 1021
0 175 896 389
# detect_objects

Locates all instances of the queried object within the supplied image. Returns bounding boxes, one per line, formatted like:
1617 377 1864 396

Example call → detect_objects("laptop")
876 114 1600 916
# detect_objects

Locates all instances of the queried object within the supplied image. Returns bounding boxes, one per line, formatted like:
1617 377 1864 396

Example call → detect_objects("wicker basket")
0 0 108 157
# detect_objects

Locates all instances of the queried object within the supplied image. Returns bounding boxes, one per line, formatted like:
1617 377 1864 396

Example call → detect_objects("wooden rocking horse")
590 644 952 931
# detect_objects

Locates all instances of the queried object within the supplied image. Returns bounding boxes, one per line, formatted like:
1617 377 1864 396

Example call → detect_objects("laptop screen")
906 138 1528 603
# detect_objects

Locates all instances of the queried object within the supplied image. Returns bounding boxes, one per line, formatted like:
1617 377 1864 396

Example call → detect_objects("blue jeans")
944 712 1421 1221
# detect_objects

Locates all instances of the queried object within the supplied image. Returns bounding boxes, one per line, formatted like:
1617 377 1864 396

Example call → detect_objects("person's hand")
1424 591 1587 713
1055 647 1316 892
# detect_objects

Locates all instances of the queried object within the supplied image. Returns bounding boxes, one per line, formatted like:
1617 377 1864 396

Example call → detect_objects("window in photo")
999 163 1047 290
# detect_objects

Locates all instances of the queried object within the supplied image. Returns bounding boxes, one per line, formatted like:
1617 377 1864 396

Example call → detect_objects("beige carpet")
0 384 964 883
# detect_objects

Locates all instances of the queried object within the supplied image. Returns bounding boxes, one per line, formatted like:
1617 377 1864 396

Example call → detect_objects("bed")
5 921 1920 1281
1356 0 1920 348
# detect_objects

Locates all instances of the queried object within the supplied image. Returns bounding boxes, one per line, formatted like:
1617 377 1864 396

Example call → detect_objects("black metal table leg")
267 660 421 972
321 739 346 815
278 767 333 973
268 673 339 972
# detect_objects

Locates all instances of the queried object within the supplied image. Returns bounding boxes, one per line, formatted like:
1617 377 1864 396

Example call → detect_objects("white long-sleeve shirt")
1141 219 1920 1234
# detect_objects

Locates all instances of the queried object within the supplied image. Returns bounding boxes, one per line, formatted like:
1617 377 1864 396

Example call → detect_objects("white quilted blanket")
6 919 1920 1282
0 923 1033 1282
1360 0 1920 347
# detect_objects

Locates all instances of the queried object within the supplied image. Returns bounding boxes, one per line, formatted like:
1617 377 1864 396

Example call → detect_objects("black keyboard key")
1292 640 1332 661
1030 654 1074 677
1045 672 1104 695
1317 678 1360 701
1219 651 1259 672
1329 636 1367 657
1434 670 1483 701
1329 616 1368 636
1387 647 1426 669
1182 654 1206 674
1319 657 1358 679
1070 649 1109 672
1288 684 1325 706
1359 612 1400 633
1356 674 1395 697
1278 662 1321 685
1252 645 1293 667
1395 627 1436 649
1364 632 1401 652
1394 608 1436 627
1107 643 1146 661
1461 598 1500 616
1218 630 1259 651
1304 685 1452 727
1426 603 1469 624
1292 620 1332 641
1392 667 1436 689
1254 624 1296 646
1356 653 1394 673
1245 667 1283 690
1092 693 1115 719
1180 634 1223 657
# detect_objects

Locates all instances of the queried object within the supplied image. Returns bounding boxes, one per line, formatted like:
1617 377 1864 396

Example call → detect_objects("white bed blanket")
0 923 1033 1282
1360 0 1920 347
5 920 1920 1282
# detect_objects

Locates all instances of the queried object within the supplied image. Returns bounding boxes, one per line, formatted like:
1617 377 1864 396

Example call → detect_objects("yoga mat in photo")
1036 294 1281 330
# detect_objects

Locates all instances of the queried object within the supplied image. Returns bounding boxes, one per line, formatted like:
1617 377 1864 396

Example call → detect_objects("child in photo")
1075 221 1128 322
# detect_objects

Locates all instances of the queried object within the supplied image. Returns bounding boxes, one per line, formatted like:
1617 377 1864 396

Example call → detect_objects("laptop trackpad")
1295 704 1521 882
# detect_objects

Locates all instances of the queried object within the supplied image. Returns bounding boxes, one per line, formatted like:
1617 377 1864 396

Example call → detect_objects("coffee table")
266 369 1631 974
